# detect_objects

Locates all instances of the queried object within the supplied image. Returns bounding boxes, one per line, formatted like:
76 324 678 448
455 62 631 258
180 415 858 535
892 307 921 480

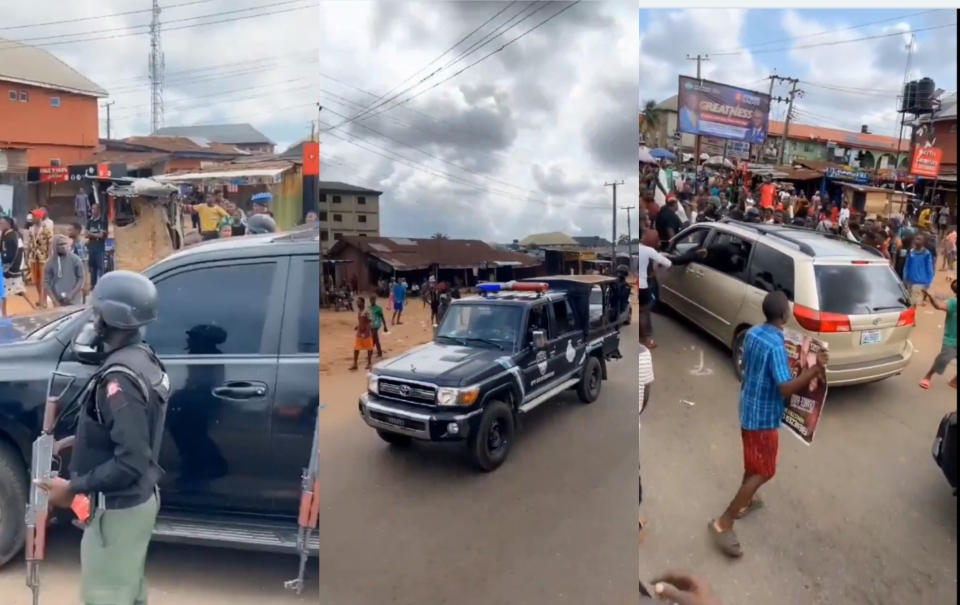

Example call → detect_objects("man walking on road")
391 278 407 326
44 235 86 306
86 204 108 288
709 291 828 558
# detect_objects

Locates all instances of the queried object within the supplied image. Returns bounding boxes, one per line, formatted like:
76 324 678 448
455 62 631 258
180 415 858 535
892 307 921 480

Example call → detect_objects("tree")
617 233 632 245
431 232 449 240
640 100 662 145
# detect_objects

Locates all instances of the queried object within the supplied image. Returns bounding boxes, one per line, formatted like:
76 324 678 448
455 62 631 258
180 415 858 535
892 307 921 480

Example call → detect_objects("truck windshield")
436 304 523 348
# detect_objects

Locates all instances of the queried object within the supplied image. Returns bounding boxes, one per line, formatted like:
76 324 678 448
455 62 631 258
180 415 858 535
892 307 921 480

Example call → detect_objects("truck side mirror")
531 330 547 350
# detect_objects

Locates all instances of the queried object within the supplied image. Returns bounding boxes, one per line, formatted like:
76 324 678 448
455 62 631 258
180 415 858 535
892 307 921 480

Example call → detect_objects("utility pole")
102 101 114 139
605 181 624 271
148 0 165 132
621 205 636 268
686 55 709 192
778 79 803 165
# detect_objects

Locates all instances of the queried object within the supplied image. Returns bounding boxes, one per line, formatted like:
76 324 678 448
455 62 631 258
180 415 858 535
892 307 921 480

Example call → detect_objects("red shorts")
741 429 779 479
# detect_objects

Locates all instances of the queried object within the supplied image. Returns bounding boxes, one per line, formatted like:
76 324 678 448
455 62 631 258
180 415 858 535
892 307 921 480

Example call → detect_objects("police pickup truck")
359 276 625 472
0 228 319 585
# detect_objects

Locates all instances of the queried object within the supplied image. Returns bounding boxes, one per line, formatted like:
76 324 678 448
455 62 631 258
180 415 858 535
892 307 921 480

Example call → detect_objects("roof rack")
718 220 884 258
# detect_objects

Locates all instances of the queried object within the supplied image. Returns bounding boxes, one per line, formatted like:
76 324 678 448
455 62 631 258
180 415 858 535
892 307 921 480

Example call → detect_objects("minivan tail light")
897 307 916 327
793 304 852 333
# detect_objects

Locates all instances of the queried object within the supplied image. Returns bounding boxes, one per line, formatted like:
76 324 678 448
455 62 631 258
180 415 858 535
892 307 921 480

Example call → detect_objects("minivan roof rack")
718 219 884 259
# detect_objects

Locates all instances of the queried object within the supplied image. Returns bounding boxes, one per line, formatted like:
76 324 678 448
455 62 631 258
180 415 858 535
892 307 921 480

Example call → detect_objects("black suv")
359 277 624 471
0 230 319 569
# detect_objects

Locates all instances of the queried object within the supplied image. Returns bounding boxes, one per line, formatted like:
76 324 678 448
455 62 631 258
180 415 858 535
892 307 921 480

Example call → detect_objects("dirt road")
640 271 958 604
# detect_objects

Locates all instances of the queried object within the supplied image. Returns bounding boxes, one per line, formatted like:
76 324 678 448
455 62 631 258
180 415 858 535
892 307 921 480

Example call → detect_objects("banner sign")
910 145 942 179
28 163 127 183
824 167 870 184
677 76 772 144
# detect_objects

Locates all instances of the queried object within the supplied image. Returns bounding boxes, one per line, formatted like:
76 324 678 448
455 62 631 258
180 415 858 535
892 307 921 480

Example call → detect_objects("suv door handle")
212 381 268 399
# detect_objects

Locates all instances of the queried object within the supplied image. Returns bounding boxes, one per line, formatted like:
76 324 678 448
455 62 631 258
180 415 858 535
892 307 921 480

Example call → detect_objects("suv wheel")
0 440 28 569
467 401 514 472
732 329 749 382
577 356 603 403
376 429 413 447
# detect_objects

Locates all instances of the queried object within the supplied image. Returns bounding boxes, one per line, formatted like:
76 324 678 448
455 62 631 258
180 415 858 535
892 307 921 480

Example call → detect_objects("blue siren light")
477 281 549 294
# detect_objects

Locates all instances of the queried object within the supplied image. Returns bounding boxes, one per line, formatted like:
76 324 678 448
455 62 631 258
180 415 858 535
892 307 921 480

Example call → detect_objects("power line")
109 58 318 96
321 106 543 197
112 84 316 122
112 101 315 135
113 77 315 116
711 9 942 54
343 1 583 129
100 50 317 86
319 118 609 210
351 1 520 118
0 0 221 31
0 1 316 52
711 22 956 57
332 1 549 129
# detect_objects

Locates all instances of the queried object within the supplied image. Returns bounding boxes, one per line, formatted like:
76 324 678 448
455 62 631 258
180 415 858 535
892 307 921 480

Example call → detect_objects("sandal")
709 520 742 558
920 378 932 390
735 496 764 520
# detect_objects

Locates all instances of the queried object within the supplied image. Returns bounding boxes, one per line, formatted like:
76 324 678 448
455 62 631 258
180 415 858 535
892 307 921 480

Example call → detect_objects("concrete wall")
0 82 99 166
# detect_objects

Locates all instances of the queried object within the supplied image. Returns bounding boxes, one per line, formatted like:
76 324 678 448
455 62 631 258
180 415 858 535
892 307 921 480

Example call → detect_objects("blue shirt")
739 323 792 430
392 283 407 303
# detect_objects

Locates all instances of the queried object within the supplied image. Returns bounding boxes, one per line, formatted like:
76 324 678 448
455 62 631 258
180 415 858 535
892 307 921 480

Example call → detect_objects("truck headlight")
367 373 379 395
437 386 480 407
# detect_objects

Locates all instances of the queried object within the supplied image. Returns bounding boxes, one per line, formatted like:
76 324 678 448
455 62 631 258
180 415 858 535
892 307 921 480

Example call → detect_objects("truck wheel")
0 440 27 569
467 401 514 472
376 429 413 447
577 356 603 403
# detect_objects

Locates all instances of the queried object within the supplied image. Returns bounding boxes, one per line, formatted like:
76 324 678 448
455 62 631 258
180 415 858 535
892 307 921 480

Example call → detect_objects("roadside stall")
156 160 304 231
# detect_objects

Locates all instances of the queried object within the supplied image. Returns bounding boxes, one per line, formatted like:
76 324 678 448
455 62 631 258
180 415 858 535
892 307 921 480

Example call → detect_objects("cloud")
2 1 319 149
640 9 957 139
320 1 639 242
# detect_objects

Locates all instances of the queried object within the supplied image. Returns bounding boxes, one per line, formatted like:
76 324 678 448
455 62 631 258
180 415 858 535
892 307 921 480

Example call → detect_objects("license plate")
860 330 882 345
384 416 406 428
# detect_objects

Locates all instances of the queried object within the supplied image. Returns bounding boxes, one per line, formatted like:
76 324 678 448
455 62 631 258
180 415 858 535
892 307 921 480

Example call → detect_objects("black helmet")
246 214 277 235
616 264 630 276
743 207 761 223
91 270 158 330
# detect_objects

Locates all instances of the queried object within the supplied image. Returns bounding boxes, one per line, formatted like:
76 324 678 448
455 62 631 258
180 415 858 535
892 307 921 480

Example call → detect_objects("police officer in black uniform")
246 213 277 235
608 264 632 323
36 270 170 605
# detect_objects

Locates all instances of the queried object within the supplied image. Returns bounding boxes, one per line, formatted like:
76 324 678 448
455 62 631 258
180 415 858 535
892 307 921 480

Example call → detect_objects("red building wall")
0 81 100 166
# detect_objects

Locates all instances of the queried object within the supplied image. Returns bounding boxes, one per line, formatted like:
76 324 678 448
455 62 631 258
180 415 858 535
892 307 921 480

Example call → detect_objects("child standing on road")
349 297 374 372
903 234 935 306
919 279 957 390
368 295 387 358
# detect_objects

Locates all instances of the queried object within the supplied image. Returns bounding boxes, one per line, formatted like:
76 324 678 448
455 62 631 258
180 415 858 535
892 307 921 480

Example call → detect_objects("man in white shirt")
838 201 851 227
636 244 672 348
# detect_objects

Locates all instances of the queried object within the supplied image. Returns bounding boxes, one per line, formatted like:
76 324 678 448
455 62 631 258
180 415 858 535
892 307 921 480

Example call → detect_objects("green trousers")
80 494 159 605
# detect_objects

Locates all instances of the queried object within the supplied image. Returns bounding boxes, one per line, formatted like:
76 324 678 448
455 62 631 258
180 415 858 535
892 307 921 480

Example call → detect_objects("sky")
320 1 639 243
0 0 320 151
640 9 958 138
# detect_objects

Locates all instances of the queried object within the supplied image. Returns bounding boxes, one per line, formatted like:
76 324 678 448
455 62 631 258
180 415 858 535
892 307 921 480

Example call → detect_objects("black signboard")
27 163 127 183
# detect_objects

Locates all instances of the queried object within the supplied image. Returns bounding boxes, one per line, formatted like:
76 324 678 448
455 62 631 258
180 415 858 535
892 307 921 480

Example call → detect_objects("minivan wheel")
732 329 748 383
0 440 28 569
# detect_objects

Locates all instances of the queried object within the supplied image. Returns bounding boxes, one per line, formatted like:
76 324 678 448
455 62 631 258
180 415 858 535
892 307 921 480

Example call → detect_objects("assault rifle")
25 372 77 605
284 414 319 594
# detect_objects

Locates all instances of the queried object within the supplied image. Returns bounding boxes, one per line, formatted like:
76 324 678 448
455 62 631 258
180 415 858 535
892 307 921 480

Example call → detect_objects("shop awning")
155 167 288 184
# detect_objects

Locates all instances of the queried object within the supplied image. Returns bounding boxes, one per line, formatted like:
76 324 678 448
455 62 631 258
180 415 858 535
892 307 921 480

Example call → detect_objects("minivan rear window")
814 264 909 316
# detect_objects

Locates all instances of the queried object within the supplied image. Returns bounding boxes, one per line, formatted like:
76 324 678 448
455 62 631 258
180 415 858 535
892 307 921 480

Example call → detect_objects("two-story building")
0 38 107 166
319 181 381 253
151 123 276 155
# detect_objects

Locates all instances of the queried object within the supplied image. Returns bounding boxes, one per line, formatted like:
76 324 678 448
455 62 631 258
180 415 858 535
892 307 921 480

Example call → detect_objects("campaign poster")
677 76 772 145
781 329 828 445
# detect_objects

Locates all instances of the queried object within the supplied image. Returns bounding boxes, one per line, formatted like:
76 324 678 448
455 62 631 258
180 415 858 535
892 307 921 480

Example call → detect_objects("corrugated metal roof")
123 136 245 155
330 236 541 271
151 123 275 145
519 232 578 247
319 181 382 195
75 150 170 169
0 38 107 97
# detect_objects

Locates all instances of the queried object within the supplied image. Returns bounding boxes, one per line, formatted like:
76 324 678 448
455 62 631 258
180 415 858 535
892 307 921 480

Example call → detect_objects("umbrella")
705 156 735 168
650 148 675 161
639 146 657 164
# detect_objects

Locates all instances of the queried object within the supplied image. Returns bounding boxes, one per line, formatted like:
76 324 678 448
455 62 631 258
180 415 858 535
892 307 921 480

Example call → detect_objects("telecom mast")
148 0 165 132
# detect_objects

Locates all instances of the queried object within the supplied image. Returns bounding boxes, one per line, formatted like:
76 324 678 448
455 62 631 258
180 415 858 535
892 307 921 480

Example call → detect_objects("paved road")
319 324 640 604
640 308 958 605
0 527 315 605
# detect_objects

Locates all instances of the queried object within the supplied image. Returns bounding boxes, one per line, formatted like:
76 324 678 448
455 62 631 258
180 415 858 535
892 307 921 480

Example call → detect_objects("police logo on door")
536 351 548 375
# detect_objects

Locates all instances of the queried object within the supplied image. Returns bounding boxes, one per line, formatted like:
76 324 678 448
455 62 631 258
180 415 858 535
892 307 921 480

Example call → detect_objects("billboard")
909 145 942 178
677 76 772 145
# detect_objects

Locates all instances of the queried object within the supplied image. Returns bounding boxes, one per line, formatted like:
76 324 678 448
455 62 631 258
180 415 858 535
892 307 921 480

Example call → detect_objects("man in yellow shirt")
918 204 932 231
189 194 230 240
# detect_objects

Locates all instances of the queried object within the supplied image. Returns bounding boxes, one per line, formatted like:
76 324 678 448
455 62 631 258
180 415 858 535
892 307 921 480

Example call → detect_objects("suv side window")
146 263 277 356
527 303 552 343
747 243 795 300
670 227 711 255
551 299 579 335
298 260 320 353
704 232 752 281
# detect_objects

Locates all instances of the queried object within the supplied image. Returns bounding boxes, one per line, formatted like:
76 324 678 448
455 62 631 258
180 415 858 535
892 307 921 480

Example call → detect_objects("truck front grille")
379 379 437 405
